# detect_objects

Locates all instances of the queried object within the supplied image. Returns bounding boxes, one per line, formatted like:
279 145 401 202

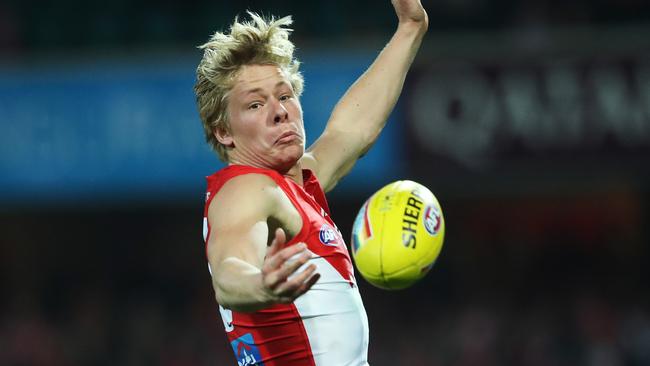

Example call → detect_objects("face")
217 64 305 172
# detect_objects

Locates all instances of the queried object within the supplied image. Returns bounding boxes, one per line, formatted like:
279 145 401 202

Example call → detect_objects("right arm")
206 174 320 312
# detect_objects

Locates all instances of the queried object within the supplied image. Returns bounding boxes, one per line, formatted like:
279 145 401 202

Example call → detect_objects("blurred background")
1 0 649 365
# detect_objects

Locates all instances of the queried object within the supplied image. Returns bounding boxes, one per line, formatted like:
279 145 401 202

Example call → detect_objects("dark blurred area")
1 0 650 365
1 0 650 54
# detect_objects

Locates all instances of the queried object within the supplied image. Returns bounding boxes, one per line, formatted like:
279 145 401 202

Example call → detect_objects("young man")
195 1 427 364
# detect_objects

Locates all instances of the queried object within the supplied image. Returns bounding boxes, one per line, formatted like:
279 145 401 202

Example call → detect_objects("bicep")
207 217 269 270
206 176 276 272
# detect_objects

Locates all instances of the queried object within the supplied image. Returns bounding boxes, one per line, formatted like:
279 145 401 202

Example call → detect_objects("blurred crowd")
1 277 648 366
1 197 647 366
1 0 649 53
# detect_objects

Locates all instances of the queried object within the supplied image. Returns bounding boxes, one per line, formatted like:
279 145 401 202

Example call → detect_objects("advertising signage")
406 57 650 170
0 55 403 204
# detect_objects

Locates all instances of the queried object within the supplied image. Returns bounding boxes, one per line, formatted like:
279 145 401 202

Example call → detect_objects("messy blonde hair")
194 12 304 161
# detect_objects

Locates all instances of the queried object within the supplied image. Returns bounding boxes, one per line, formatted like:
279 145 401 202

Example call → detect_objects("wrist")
255 272 277 306
397 18 428 35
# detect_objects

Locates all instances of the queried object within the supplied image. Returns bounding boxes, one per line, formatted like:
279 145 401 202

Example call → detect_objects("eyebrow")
242 81 291 96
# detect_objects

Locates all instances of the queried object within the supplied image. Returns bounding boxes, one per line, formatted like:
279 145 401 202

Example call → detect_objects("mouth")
276 130 302 144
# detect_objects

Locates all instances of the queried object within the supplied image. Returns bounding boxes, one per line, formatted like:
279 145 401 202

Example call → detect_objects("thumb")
267 228 286 257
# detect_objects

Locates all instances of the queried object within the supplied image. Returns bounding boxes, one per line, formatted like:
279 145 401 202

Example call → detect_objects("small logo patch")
319 224 340 246
423 205 442 235
351 200 372 254
230 333 264 366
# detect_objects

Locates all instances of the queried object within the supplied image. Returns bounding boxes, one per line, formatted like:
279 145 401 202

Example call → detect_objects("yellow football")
350 180 445 290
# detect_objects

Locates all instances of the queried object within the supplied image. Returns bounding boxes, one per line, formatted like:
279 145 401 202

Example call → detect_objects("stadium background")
1 0 649 364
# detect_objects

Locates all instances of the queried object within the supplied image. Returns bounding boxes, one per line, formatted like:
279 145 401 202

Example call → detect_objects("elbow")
212 277 239 310
212 279 266 313
213 283 231 309
360 128 382 154
213 286 244 312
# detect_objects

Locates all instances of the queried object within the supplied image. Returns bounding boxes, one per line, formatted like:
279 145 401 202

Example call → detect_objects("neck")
283 163 304 186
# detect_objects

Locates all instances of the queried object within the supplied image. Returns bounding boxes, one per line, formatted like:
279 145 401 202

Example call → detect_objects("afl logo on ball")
319 224 340 246
423 205 441 235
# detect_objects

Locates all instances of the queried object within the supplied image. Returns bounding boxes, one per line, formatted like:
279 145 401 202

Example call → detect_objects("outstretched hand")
391 0 428 26
261 228 320 304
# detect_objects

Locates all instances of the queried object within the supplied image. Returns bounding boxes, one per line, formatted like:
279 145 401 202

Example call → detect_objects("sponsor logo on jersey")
423 204 441 235
230 333 264 366
319 224 340 246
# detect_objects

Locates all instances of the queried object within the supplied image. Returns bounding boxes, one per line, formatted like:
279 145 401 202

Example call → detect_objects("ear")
214 125 234 147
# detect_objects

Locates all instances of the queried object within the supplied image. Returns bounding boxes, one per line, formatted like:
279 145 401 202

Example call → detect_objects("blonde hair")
194 12 304 161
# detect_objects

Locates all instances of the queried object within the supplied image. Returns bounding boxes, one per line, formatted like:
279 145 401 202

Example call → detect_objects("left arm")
301 0 428 192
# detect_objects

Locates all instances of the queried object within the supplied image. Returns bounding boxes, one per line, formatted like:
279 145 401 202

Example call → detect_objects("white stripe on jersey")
293 252 370 366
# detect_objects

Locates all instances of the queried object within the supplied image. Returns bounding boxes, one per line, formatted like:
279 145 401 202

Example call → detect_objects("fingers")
261 242 320 303
263 244 310 288
266 228 287 257
264 242 307 275
277 249 313 283
300 272 321 294
391 0 428 25
281 270 319 301
274 264 320 299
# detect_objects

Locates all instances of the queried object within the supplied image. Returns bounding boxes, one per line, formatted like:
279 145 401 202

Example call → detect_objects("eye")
279 94 292 102
248 102 263 110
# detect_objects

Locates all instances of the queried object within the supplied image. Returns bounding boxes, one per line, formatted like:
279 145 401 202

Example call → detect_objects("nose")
272 98 289 124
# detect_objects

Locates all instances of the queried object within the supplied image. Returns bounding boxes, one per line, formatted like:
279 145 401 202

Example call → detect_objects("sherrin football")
350 180 445 290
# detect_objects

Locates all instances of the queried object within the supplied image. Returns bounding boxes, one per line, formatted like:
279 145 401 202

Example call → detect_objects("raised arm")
302 0 428 192
206 174 320 312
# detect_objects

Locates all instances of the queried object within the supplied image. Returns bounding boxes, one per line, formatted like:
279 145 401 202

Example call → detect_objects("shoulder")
299 152 317 171
207 173 284 226
208 165 282 190
298 152 339 193
298 152 323 184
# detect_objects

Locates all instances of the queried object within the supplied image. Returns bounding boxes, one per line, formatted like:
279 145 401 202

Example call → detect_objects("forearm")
328 20 427 144
212 257 273 313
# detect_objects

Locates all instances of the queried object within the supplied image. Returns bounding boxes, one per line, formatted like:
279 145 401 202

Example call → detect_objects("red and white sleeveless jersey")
203 165 369 366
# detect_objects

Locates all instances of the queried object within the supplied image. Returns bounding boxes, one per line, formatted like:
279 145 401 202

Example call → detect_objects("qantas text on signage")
408 61 650 166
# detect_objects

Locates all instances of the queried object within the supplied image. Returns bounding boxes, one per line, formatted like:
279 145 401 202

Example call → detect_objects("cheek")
289 101 305 128
292 100 303 117
233 112 261 137
240 116 277 149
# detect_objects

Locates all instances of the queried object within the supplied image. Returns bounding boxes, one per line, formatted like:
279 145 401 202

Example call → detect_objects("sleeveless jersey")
202 165 369 366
